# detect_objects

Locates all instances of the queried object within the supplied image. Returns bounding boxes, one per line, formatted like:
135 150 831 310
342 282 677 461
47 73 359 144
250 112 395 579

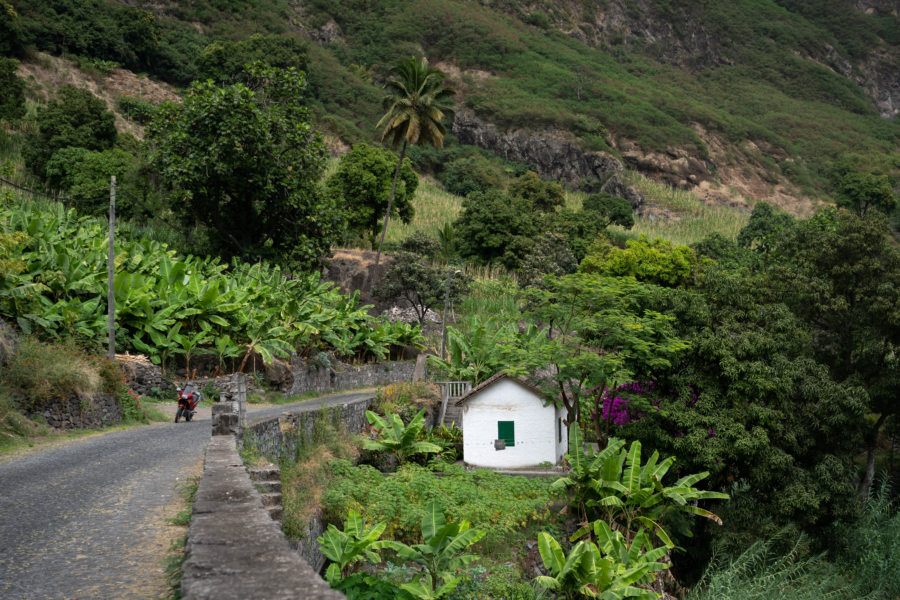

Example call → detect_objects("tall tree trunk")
370 141 407 294
859 413 887 501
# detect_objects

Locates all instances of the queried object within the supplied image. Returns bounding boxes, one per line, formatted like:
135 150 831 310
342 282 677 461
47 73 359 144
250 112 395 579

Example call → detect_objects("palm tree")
371 56 455 291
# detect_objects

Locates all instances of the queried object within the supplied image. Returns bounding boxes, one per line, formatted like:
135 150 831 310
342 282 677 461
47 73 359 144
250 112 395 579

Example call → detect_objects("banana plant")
317 510 391 585
177 324 212 376
535 529 664 600
552 426 729 547
212 334 243 373
381 502 486 599
364 409 442 464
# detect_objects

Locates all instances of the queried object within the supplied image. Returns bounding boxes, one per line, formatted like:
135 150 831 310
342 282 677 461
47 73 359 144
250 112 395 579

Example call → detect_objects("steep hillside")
5 0 899 214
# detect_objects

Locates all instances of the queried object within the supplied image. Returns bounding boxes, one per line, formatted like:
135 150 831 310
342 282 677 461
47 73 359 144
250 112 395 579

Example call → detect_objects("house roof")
454 372 550 406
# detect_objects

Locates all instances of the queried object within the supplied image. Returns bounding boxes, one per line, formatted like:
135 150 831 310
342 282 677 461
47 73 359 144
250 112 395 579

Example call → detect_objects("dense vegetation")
1 0 899 598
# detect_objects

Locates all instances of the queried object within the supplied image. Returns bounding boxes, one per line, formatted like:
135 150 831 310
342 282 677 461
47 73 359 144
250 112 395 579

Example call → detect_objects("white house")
456 372 568 469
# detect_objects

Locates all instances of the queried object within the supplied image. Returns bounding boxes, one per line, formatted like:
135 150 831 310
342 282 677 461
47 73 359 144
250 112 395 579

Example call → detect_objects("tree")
0 0 21 56
44 147 133 201
518 232 578 288
455 189 539 269
508 171 564 213
372 56 455 289
0 58 24 121
766 209 900 499
583 193 635 230
736 202 795 251
521 273 689 426
375 251 469 324
327 142 417 246
22 86 117 180
149 63 338 269
580 236 702 288
828 161 898 217
197 34 308 82
624 262 868 551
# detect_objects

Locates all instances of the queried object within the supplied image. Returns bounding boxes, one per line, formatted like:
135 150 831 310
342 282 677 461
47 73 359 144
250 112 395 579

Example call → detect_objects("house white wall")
461 379 565 468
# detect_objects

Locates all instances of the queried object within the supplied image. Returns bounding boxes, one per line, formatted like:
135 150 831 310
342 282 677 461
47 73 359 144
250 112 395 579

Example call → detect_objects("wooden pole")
107 176 116 360
440 266 452 360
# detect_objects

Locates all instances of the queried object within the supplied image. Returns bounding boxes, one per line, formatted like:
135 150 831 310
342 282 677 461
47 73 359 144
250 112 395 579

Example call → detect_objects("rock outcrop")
452 108 643 207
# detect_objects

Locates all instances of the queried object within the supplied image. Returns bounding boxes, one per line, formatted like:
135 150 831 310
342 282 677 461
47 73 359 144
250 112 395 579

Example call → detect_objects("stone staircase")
248 464 283 522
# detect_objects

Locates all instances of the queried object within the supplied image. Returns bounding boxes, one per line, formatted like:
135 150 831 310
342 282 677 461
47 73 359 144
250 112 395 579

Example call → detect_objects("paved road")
0 391 373 600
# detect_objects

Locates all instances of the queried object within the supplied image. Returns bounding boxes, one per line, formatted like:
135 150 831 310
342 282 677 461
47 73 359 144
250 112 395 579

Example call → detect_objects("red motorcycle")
175 382 201 423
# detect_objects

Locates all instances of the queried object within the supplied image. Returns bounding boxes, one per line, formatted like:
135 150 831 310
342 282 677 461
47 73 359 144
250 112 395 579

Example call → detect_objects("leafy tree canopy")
149 62 337 269
580 236 702 288
518 232 578 288
375 250 469 324
582 192 635 230
827 160 897 217
327 142 417 246
197 33 309 82
454 189 539 270
0 57 24 121
0 0 20 55
508 171 564 213
736 202 796 251
625 265 867 548
23 85 117 180
44 147 133 208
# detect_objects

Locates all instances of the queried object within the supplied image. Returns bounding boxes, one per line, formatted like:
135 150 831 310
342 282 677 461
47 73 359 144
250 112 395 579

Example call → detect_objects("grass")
160 476 200 600
381 163 750 252
272 415 361 541
384 175 464 244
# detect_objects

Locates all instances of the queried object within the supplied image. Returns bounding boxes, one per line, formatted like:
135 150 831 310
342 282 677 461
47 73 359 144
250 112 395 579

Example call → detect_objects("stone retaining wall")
181 436 345 600
287 358 416 396
28 393 123 430
241 396 374 464
240 395 375 572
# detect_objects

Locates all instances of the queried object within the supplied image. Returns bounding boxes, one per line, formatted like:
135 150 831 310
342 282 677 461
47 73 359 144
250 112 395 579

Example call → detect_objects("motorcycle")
175 382 201 423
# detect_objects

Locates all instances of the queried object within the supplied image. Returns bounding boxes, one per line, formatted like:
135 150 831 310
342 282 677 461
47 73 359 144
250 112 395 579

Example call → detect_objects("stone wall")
28 393 123 430
242 396 374 467
182 436 345 600
241 395 374 569
117 353 174 397
286 358 416 397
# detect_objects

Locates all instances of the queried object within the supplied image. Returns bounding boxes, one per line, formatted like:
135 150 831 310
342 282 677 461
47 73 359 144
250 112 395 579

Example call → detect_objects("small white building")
456 372 568 469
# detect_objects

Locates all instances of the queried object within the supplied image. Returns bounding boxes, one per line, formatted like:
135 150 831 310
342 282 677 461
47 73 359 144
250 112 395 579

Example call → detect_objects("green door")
498 421 515 447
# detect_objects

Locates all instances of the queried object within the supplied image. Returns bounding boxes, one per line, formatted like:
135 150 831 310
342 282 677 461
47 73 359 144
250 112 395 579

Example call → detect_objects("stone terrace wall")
242 396 374 464
182 436 345 600
241 395 374 571
28 393 122 430
287 359 415 396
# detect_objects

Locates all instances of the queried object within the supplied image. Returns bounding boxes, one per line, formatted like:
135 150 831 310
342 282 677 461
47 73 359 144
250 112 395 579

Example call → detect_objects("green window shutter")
498 421 515 447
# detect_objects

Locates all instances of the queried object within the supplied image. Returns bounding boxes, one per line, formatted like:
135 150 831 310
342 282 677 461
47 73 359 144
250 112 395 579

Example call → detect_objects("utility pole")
107 176 116 360
439 266 455 360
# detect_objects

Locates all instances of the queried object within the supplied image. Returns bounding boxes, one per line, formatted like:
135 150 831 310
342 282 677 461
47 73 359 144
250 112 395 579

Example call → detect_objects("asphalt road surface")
0 390 373 600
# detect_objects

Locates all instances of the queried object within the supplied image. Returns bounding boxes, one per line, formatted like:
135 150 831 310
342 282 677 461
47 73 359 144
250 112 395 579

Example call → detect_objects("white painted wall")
555 404 568 463
461 379 564 468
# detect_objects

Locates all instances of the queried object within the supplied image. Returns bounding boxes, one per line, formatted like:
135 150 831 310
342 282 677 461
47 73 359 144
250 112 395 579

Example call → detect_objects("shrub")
322 461 557 549
115 96 156 124
372 382 440 424
3 337 103 411
22 86 117 180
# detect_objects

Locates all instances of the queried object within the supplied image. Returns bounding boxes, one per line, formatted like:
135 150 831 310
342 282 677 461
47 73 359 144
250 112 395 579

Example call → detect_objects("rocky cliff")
519 0 898 120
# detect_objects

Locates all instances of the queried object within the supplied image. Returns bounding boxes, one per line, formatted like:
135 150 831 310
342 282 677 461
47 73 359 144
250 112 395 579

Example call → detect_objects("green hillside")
5 0 898 202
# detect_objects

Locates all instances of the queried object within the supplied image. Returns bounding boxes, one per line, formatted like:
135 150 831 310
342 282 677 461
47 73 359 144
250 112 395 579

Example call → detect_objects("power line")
0 176 110 204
